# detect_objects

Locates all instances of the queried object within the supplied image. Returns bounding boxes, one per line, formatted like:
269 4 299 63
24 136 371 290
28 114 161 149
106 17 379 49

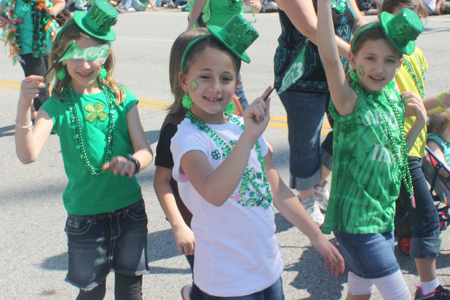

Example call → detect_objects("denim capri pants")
65 199 149 290
395 156 442 258
279 90 333 191
334 231 399 279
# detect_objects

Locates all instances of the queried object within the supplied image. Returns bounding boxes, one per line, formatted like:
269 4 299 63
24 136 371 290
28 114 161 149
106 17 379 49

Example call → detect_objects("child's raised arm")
15 76 54 164
180 87 272 207
317 0 358 117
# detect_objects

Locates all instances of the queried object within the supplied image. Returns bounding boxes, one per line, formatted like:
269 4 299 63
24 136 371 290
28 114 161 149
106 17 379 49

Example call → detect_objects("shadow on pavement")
0 124 14 137
285 243 346 300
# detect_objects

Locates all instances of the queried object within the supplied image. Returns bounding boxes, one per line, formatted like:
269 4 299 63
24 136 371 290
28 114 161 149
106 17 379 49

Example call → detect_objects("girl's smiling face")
349 38 403 92
180 47 239 124
63 36 106 94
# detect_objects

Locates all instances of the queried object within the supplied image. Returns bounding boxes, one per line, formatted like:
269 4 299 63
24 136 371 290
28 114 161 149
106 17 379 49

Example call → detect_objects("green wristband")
437 91 447 108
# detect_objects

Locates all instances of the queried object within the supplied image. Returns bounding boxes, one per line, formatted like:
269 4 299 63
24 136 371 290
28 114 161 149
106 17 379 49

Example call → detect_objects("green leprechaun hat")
73 0 118 41
181 14 259 69
207 14 259 63
380 8 423 55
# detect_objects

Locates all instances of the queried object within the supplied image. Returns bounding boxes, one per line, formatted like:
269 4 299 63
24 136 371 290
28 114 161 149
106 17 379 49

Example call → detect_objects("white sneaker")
181 284 192 300
127 7 136 11
314 180 330 211
301 195 324 227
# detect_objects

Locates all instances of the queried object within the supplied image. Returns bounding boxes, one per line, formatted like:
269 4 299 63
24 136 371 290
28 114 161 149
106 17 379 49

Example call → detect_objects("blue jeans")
279 90 333 191
395 156 442 258
121 0 144 10
334 231 400 279
202 277 284 300
65 200 149 290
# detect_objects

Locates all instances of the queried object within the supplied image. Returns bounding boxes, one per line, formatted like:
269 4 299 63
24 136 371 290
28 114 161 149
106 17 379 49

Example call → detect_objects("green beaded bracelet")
437 91 447 108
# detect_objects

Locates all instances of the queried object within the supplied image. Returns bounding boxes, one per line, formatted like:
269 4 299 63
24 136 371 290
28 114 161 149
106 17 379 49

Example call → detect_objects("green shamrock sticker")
190 79 199 92
85 103 108 124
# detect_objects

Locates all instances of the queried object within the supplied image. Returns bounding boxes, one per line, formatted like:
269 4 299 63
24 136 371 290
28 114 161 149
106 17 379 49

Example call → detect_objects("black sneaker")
415 285 450 300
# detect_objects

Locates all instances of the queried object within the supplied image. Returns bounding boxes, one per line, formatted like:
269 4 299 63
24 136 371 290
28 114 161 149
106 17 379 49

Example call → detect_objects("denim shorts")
65 199 149 290
279 90 333 191
334 231 399 279
395 156 442 258
202 277 284 300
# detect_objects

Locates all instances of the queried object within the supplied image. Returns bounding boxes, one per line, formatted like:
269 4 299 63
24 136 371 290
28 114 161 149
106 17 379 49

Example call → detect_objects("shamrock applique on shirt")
85 103 108 124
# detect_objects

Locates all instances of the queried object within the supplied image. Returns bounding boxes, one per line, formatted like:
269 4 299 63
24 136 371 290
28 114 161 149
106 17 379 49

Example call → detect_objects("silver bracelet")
15 119 33 130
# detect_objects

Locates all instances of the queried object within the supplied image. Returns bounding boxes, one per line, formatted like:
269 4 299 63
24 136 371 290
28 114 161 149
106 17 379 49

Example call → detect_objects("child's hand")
311 235 345 276
402 91 427 126
19 75 45 106
172 223 195 256
242 86 272 143
102 156 137 178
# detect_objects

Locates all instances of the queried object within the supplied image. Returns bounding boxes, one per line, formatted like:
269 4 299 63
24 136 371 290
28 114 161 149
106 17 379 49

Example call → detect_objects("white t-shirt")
171 116 284 297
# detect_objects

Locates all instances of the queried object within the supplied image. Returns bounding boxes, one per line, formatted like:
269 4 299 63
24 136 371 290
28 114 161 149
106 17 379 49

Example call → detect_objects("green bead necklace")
377 89 415 205
67 83 116 176
331 0 347 13
402 53 425 99
185 111 273 208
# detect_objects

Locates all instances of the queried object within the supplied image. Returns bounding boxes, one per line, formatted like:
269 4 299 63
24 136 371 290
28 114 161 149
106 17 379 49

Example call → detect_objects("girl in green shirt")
318 1 427 299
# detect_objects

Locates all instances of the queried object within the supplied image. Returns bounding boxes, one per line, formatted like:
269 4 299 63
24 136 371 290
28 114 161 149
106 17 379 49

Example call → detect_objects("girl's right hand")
172 223 195 256
310 235 345 276
242 86 272 143
20 75 45 105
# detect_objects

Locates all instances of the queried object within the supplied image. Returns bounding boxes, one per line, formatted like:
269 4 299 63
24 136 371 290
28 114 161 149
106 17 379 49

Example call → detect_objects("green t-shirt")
41 87 142 215
322 83 404 234
209 0 244 27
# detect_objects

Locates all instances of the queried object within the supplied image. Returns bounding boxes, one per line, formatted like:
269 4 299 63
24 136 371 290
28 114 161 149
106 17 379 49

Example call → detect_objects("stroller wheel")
398 238 411 255
439 211 449 231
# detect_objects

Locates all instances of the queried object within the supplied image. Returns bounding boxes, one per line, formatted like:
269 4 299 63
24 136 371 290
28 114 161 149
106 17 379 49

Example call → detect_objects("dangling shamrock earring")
386 79 396 90
349 70 359 83
57 67 66 80
182 94 193 109
99 67 107 80
224 102 235 114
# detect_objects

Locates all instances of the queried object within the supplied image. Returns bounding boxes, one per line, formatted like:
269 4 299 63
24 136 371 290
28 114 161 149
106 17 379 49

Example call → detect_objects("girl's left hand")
310 235 345 276
402 91 427 125
242 86 272 143
103 156 137 178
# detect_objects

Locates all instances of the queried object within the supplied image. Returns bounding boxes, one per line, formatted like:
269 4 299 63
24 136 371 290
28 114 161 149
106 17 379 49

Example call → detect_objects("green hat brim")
207 25 251 63
380 12 415 55
73 11 116 41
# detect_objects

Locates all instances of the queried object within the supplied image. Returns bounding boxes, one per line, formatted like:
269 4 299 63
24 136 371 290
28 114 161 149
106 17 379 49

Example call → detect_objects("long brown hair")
49 20 126 105
167 28 210 118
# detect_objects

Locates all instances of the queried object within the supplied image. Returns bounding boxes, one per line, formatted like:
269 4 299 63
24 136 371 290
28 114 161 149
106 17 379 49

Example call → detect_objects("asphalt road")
1 9 450 300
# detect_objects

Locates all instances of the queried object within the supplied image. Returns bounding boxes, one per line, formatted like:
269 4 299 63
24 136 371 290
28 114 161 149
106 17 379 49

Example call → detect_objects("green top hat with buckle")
351 8 423 55
181 14 259 70
73 0 118 41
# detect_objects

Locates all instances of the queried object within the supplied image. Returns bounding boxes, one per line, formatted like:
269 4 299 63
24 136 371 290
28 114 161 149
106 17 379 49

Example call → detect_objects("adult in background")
186 0 262 109
0 0 64 120
274 0 367 226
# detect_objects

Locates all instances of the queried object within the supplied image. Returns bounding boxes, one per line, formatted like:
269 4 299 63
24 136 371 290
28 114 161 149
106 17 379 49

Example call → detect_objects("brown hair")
428 113 450 135
49 20 126 105
351 24 391 55
168 28 210 117
380 0 428 19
